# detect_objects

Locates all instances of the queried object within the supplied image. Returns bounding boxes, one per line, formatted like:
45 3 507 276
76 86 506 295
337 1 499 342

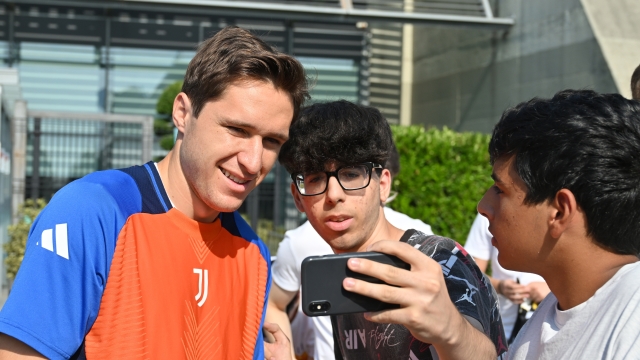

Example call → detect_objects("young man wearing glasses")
266 144 433 360
276 100 506 360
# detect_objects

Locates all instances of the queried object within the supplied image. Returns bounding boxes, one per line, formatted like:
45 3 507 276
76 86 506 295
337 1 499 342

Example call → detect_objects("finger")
264 322 290 345
264 343 273 359
515 284 529 292
263 329 276 344
504 282 525 291
366 240 441 272
263 322 279 333
506 288 529 296
346 257 414 288
362 306 409 325
343 276 410 306
508 292 529 303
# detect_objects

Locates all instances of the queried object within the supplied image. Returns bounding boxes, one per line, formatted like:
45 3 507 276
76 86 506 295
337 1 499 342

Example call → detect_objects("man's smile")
220 167 251 185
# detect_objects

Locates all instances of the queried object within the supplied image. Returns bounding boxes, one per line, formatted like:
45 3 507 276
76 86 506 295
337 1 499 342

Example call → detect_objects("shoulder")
40 169 142 224
384 207 433 234
401 231 459 257
602 262 640 301
220 211 271 261
25 169 144 262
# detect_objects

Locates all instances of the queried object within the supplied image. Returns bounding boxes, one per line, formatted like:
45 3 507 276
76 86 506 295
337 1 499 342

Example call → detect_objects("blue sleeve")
0 172 140 359
225 212 272 360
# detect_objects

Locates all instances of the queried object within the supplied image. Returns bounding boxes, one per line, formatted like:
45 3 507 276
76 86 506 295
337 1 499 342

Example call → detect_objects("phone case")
301 251 410 317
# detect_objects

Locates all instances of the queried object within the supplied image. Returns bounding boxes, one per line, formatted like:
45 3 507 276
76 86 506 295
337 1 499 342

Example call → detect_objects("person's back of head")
279 100 394 174
182 26 309 120
489 89 640 256
632 63 640 100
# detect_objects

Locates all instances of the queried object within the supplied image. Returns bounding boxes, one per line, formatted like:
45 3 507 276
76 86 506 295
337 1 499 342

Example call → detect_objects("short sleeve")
463 213 492 261
402 232 507 357
0 174 140 359
271 232 301 292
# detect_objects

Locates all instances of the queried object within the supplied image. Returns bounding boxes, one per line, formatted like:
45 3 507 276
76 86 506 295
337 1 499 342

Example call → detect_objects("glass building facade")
0 0 372 252
0 87 12 305
0 4 366 115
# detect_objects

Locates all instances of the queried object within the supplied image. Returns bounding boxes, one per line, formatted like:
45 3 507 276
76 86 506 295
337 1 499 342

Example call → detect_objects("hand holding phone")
301 251 410 316
341 240 481 351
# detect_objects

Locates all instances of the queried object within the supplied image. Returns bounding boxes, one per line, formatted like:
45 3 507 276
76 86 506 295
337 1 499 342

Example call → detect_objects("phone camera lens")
309 301 331 313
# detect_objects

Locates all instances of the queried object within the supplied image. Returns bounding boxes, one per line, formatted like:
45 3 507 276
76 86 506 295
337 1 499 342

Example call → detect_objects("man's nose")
238 137 262 175
477 190 493 221
324 176 346 204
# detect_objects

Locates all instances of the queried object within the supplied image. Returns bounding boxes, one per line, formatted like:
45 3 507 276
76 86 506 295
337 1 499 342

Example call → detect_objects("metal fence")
20 110 297 253
24 111 153 200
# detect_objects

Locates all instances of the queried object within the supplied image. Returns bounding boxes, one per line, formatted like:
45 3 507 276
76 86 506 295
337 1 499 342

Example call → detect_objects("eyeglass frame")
290 162 384 196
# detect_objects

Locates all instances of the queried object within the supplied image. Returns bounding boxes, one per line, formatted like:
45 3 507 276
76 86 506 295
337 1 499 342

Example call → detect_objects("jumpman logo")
455 288 476 306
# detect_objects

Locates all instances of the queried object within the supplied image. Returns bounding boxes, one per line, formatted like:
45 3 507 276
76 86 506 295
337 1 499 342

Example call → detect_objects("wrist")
496 280 504 295
433 309 467 349
433 311 472 357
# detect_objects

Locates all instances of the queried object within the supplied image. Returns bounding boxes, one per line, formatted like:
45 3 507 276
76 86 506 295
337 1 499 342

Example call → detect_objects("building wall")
367 23 403 124
411 0 617 132
580 0 640 99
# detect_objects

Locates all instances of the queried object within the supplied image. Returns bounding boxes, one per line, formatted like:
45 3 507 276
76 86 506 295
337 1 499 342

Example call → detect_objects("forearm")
433 313 496 360
487 276 503 296
265 303 295 359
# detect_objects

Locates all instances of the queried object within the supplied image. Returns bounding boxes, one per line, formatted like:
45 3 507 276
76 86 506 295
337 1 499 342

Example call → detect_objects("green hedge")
154 81 183 159
5 199 47 280
390 126 492 244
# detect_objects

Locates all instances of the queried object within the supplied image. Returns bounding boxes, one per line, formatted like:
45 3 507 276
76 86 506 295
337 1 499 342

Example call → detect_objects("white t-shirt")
464 214 545 338
508 261 640 360
271 207 433 360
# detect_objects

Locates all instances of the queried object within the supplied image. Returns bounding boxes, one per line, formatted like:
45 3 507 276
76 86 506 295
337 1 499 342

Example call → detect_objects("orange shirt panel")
85 209 268 360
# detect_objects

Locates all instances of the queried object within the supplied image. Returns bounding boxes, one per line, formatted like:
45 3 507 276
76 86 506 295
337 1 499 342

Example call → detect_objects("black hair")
386 143 400 178
489 89 640 255
632 63 640 100
279 100 394 175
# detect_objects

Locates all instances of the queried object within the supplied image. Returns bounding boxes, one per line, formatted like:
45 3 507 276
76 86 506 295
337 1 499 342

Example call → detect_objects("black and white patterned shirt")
331 230 508 359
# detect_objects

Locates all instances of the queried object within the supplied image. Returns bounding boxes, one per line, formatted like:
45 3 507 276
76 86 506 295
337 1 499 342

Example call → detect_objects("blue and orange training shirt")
0 162 272 359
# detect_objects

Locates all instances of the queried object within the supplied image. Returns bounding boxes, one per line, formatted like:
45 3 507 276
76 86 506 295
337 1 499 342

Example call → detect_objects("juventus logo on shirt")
193 268 209 307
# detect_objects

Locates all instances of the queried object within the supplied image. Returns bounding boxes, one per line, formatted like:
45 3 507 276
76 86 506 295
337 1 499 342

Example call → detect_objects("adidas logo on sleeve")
38 223 69 259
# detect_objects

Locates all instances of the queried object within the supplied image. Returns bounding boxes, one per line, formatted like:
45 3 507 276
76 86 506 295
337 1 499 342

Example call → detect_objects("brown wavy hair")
182 26 309 120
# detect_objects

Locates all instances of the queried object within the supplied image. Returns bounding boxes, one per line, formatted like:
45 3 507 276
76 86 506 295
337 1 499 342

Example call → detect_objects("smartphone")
301 251 410 317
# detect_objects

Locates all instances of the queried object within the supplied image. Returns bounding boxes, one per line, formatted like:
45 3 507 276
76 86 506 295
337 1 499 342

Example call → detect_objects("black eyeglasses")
291 162 383 196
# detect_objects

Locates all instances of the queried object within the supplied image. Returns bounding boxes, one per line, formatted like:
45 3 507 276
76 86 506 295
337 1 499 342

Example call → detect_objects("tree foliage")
390 125 492 244
5 199 47 280
155 81 183 155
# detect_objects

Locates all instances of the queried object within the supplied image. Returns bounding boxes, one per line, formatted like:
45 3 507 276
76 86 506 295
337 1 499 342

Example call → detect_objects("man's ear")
172 92 193 133
548 188 579 238
290 182 306 213
378 168 392 204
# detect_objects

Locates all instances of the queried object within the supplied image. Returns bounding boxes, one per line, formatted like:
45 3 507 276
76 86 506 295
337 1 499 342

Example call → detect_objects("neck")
156 140 220 223
540 240 638 310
